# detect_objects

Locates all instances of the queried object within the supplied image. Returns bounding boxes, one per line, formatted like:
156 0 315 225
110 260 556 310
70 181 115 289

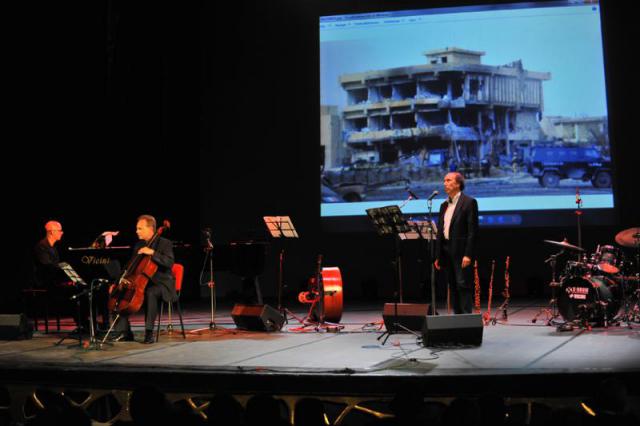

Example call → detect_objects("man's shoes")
109 331 134 342
142 330 155 344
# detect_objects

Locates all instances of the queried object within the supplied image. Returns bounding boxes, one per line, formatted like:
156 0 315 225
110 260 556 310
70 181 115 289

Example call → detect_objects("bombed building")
337 47 551 174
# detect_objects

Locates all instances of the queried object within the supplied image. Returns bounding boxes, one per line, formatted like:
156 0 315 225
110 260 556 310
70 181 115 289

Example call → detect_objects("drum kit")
537 227 640 329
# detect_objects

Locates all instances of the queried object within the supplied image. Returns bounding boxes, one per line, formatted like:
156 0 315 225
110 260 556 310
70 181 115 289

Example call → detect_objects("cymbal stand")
617 276 638 328
531 251 563 325
615 234 640 328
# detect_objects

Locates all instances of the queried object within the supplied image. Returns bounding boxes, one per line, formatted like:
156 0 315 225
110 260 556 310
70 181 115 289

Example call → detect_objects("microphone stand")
575 188 583 261
86 279 111 349
204 234 217 330
427 195 438 316
191 232 220 334
57 279 109 349
531 250 563 325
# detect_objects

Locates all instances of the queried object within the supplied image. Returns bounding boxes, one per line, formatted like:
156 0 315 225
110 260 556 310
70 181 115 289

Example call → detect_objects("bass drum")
312 267 344 323
558 275 620 323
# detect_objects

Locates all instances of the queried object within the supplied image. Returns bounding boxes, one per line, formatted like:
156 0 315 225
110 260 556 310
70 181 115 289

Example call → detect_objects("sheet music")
263 216 299 238
91 231 120 248
398 220 437 240
57 262 88 286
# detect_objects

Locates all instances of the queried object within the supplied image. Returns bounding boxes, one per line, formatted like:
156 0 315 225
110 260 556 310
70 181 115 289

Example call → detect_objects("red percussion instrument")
298 266 344 323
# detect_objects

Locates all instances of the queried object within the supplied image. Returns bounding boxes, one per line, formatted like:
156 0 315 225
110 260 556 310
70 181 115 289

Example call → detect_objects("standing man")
111 215 175 344
434 172 479 314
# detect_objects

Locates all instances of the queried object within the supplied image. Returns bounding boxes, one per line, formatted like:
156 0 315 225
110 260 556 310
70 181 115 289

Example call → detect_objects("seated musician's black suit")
113 236 175 339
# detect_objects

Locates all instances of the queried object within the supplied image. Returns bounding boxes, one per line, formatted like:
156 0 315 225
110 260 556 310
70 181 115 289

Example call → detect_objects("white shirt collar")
448 191 462 204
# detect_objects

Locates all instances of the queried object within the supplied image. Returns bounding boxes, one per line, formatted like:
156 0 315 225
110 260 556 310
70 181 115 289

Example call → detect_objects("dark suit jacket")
436 192 479 262
131 236 176 302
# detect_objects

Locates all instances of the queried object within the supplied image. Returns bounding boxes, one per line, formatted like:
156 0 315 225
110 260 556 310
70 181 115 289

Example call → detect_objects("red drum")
319 267 344 323
298 267 344 323
593 244 622 275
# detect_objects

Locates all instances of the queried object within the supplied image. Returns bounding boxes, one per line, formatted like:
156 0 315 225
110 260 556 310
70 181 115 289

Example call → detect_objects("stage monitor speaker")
231 304 284 332
422 314 483 347
0 314 33 340
382 303 430 332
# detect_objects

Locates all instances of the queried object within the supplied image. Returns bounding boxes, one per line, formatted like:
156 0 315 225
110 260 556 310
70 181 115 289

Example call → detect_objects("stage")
1 300 639 423
2 300 639 391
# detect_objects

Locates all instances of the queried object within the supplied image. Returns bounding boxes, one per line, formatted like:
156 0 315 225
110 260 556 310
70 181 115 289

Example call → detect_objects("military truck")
527 145 612 188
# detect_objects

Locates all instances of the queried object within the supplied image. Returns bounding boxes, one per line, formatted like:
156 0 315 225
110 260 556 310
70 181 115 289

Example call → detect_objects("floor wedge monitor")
231 304 284 332
422 313 483 347
382 303 430 333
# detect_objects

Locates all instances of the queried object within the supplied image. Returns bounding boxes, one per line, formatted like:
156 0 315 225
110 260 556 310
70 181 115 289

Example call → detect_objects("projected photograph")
320 2 612 217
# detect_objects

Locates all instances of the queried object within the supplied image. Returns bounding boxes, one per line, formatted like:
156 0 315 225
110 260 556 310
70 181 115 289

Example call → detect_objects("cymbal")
543 238 584 252
615 227 640 248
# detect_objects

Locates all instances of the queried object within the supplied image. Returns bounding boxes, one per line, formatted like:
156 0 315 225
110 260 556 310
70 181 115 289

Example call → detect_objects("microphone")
407 189 419 200
427 190 439 201
202 227 214 250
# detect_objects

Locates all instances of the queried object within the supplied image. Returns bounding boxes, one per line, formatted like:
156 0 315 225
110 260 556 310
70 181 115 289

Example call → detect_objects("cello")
107 220 170 315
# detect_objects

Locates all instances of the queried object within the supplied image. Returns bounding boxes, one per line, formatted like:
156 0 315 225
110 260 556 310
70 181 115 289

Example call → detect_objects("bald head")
44 221 63 245
45 221 62 232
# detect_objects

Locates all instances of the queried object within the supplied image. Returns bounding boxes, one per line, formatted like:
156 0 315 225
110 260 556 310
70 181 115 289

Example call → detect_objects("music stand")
54 262 90 347
366 206 417 344
263 216 304 324
399 220 435 241
404 219 437 315
58 262 87 287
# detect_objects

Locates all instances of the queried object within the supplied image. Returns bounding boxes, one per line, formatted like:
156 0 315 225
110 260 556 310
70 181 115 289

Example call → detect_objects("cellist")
111 215 176 344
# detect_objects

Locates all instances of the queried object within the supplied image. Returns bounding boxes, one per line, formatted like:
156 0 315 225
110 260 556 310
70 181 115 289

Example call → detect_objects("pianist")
33 220 64 285
33 220 89 330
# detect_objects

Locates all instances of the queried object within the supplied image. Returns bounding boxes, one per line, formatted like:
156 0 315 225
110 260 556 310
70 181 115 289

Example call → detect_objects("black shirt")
33 238 61 287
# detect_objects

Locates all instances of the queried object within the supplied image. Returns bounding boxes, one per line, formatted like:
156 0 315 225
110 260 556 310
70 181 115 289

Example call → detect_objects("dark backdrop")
4 1 638 313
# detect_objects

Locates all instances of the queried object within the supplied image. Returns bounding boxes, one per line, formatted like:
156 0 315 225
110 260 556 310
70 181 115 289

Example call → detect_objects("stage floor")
1 300 639 397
